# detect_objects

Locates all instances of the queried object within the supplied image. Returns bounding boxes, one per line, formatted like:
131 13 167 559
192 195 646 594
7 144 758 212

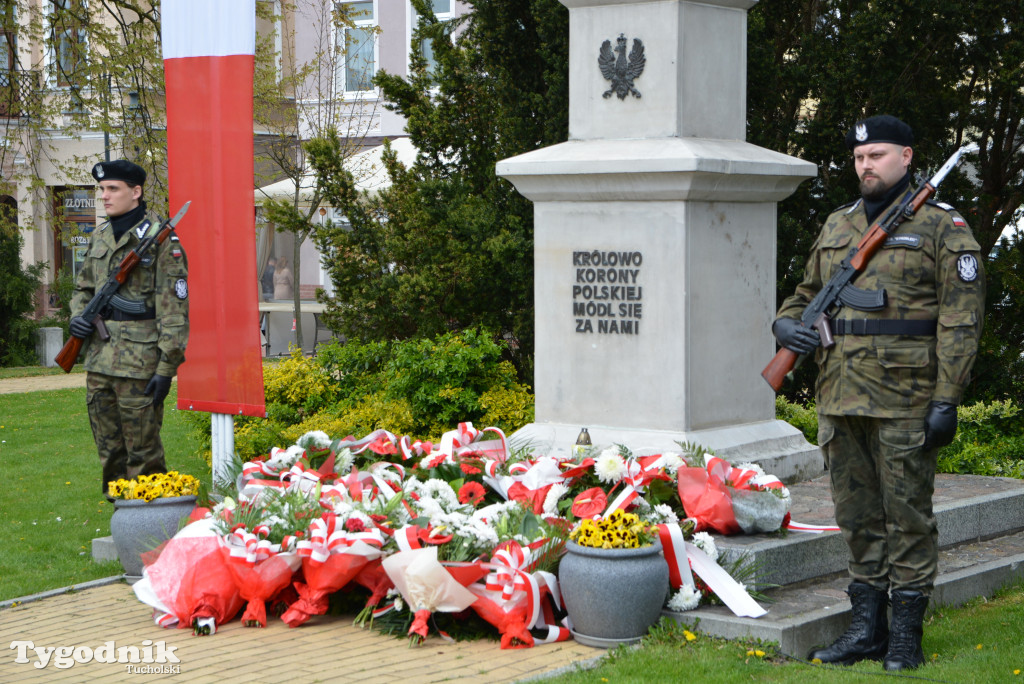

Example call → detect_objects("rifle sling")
832 319 937 336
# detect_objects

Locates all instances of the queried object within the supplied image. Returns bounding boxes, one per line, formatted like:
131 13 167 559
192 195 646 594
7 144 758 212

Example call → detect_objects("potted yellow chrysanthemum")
109 471 201 577
559 509 669 647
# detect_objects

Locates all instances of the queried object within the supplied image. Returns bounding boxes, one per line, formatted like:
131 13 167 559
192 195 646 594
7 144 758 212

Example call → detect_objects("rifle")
762 144 978 392
55 201 191 373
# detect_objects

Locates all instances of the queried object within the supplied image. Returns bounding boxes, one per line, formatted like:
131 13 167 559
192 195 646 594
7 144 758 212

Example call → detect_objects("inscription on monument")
572 250 642 335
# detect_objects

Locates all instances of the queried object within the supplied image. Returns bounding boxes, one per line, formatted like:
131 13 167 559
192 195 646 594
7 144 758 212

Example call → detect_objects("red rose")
458 482 487 506
571 487 608 519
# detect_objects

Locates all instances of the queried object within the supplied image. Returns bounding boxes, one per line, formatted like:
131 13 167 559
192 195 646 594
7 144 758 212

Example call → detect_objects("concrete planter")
110 495 197 577
559 539 669 647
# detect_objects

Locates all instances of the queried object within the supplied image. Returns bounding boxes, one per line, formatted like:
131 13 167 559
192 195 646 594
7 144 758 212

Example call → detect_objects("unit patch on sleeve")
174 278 189 299
957 254 979 282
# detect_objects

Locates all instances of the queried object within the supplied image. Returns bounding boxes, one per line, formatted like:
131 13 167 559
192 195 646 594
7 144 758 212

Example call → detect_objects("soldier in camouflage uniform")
773 116 985 671
69 160 189 501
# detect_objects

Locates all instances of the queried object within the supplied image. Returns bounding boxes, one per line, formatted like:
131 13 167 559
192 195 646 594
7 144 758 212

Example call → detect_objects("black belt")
833 319 937 336
108 308 156 322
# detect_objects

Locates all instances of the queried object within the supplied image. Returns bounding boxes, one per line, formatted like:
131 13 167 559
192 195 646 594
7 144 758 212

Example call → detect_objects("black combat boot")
884 589 928 671
808 582 889 665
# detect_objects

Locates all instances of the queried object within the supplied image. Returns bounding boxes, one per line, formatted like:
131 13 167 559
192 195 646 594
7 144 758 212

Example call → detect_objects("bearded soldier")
772 115 985 671
69 160 190 500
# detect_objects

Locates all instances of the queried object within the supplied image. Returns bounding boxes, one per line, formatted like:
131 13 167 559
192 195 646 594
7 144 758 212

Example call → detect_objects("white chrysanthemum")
692 531 718 562
334 447 355 474
594 448 627 483
330 500 354 518
660 451 686 474
454 516 499 547
736 462 766 477
542 483 569 517
652 504 679 525
264 445 306 471
666 584 701 612
415 479 461 511
297 430 332 450
413 496 446 520
472 500 521 525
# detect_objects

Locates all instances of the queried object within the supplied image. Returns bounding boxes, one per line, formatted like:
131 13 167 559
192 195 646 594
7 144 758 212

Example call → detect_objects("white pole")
210 413 234 487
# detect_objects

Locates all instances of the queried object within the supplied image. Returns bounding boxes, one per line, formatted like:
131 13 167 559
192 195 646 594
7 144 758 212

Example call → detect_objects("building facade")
0 0 467 320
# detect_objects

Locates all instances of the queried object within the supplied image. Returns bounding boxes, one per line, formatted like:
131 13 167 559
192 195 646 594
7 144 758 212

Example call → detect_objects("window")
51 0 87 88
414 0 452 75
340 1 376 93
0 2 17 116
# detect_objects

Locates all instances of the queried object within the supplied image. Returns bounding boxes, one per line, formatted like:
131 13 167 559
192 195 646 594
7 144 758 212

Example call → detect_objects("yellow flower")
683 630 696 642
109 472 201 501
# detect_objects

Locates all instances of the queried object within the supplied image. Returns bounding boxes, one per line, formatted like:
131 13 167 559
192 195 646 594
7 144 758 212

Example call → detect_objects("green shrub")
0 223 46 366
937 399 1024 478
776 395 818 445
210 328 537 462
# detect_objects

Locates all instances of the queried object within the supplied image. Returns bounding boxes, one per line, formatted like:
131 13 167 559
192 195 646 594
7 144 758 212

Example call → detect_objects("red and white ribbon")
656 522 693 589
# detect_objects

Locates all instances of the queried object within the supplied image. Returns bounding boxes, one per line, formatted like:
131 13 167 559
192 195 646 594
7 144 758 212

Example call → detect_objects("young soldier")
69 160 189 500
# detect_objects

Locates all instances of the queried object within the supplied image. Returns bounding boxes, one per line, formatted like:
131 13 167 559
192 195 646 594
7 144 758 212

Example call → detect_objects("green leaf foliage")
0 219 46 366
308 0 570 382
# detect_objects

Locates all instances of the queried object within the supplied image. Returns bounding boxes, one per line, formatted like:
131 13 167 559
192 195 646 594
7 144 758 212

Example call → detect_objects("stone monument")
497 0 822 481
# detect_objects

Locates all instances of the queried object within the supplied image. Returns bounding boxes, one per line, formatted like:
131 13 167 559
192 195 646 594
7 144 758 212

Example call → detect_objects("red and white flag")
163 0 265 417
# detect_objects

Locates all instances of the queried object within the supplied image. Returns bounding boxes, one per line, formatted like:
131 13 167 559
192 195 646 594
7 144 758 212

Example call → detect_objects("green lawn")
0 382 208 600
539 586 1024 683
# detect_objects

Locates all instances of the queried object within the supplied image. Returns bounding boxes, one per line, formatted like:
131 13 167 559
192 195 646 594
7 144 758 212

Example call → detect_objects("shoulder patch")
174 279 188 300
957 254 979 282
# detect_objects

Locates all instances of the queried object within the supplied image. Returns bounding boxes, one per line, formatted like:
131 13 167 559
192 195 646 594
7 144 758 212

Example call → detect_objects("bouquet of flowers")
211 487 321 627
677 456 791 535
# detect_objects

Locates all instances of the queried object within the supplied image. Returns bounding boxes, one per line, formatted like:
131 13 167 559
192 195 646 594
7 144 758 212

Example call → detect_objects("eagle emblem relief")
599 34 645 100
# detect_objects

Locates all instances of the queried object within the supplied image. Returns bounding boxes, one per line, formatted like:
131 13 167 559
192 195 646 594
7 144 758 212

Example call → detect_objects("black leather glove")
69 315 94 339
144 374 173 405
924 401 958 450
772 318 821 355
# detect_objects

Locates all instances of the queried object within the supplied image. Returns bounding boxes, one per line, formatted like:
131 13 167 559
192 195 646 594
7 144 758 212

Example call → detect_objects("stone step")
668 527 1024 658
714 473 1024 587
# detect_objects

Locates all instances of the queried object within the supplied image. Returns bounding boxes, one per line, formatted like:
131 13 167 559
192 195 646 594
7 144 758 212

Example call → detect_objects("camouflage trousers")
86 372 166 497
818 413 939 595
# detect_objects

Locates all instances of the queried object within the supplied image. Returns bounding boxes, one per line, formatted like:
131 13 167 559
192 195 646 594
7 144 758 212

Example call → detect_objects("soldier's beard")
859 175 891 201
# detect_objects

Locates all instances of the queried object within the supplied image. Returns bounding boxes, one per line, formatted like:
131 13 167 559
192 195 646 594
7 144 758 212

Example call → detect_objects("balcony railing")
0 69 42 118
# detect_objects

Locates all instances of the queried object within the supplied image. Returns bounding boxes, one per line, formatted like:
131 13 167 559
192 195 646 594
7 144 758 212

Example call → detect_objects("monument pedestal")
497 0 821 479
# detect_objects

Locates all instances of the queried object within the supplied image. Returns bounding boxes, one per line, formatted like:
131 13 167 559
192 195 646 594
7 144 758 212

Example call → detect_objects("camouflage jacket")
776 193 985 418
70 211 189 380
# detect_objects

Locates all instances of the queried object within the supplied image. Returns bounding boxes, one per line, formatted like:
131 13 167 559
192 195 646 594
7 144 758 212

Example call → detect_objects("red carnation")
458 482 487 506
571 487 608 519
344 518 367 533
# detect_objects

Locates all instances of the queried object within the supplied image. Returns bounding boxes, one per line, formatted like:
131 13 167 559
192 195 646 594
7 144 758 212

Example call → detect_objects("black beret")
91 159 146 186
845 115 914 150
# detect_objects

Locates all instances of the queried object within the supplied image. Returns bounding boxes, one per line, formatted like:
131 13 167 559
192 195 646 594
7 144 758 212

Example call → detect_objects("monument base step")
512 419 823 483
668 528 1024 658
716 473 1024 587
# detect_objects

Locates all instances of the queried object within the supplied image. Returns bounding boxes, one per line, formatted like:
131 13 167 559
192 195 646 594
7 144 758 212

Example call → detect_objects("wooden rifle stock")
54 336 83 373
761 346 799 393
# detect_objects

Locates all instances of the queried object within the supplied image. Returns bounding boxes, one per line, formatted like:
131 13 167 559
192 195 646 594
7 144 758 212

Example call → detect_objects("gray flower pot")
559 539 669 648
110 495 197 577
